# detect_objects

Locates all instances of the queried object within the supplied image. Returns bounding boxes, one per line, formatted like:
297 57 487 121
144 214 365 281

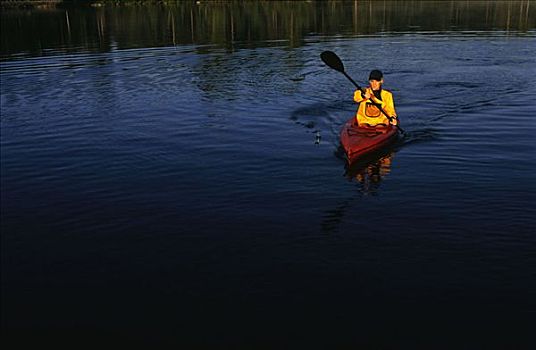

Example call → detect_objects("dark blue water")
2 16 536 349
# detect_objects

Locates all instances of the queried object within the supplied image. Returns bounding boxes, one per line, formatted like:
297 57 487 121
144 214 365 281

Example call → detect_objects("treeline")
2 1 534 58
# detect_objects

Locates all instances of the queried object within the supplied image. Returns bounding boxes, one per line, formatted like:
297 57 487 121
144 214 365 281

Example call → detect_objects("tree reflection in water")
2 1 534 59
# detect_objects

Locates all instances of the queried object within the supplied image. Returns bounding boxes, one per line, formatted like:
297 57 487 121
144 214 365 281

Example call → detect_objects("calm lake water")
1 1 535 348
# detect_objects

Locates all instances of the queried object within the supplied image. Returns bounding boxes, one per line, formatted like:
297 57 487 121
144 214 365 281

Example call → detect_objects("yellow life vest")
353 88 397 126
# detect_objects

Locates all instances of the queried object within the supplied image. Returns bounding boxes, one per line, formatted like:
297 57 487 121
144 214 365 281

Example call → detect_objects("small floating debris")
315 131 321 145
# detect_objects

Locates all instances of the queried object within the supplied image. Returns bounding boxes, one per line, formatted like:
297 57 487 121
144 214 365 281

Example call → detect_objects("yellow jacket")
354 88 397 126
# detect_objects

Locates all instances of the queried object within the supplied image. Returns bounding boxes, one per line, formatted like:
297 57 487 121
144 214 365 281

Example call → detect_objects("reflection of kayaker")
354 70 398 127
353 153 394 194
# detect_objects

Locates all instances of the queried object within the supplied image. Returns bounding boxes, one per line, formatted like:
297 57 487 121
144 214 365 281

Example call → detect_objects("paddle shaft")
342 71 362 90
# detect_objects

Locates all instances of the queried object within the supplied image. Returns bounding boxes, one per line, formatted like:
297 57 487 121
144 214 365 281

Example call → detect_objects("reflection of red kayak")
340 118 398 163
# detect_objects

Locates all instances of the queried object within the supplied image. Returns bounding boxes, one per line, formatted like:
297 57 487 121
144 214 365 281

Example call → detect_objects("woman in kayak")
354 70 398 127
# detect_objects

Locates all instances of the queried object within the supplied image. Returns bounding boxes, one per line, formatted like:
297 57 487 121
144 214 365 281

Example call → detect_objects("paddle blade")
320 51 345 72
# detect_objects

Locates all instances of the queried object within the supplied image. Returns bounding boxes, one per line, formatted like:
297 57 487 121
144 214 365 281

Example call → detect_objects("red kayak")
340 118 398 163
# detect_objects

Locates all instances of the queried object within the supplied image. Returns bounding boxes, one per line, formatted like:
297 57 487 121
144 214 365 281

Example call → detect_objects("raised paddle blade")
320 51 345 73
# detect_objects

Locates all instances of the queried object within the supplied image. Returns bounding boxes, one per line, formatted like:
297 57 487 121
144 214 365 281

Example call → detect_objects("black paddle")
320 50 405 133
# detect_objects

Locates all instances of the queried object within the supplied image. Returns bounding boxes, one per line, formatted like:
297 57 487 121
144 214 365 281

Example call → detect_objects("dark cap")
369 69 383 81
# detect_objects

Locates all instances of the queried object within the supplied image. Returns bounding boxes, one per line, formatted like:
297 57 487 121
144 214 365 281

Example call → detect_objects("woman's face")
369 79 383 91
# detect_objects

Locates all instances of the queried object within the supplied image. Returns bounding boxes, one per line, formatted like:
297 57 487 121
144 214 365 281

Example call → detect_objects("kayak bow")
340 118 398 163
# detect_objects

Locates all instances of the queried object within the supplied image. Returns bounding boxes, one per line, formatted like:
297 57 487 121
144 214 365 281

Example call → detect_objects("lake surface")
1 1 535 348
